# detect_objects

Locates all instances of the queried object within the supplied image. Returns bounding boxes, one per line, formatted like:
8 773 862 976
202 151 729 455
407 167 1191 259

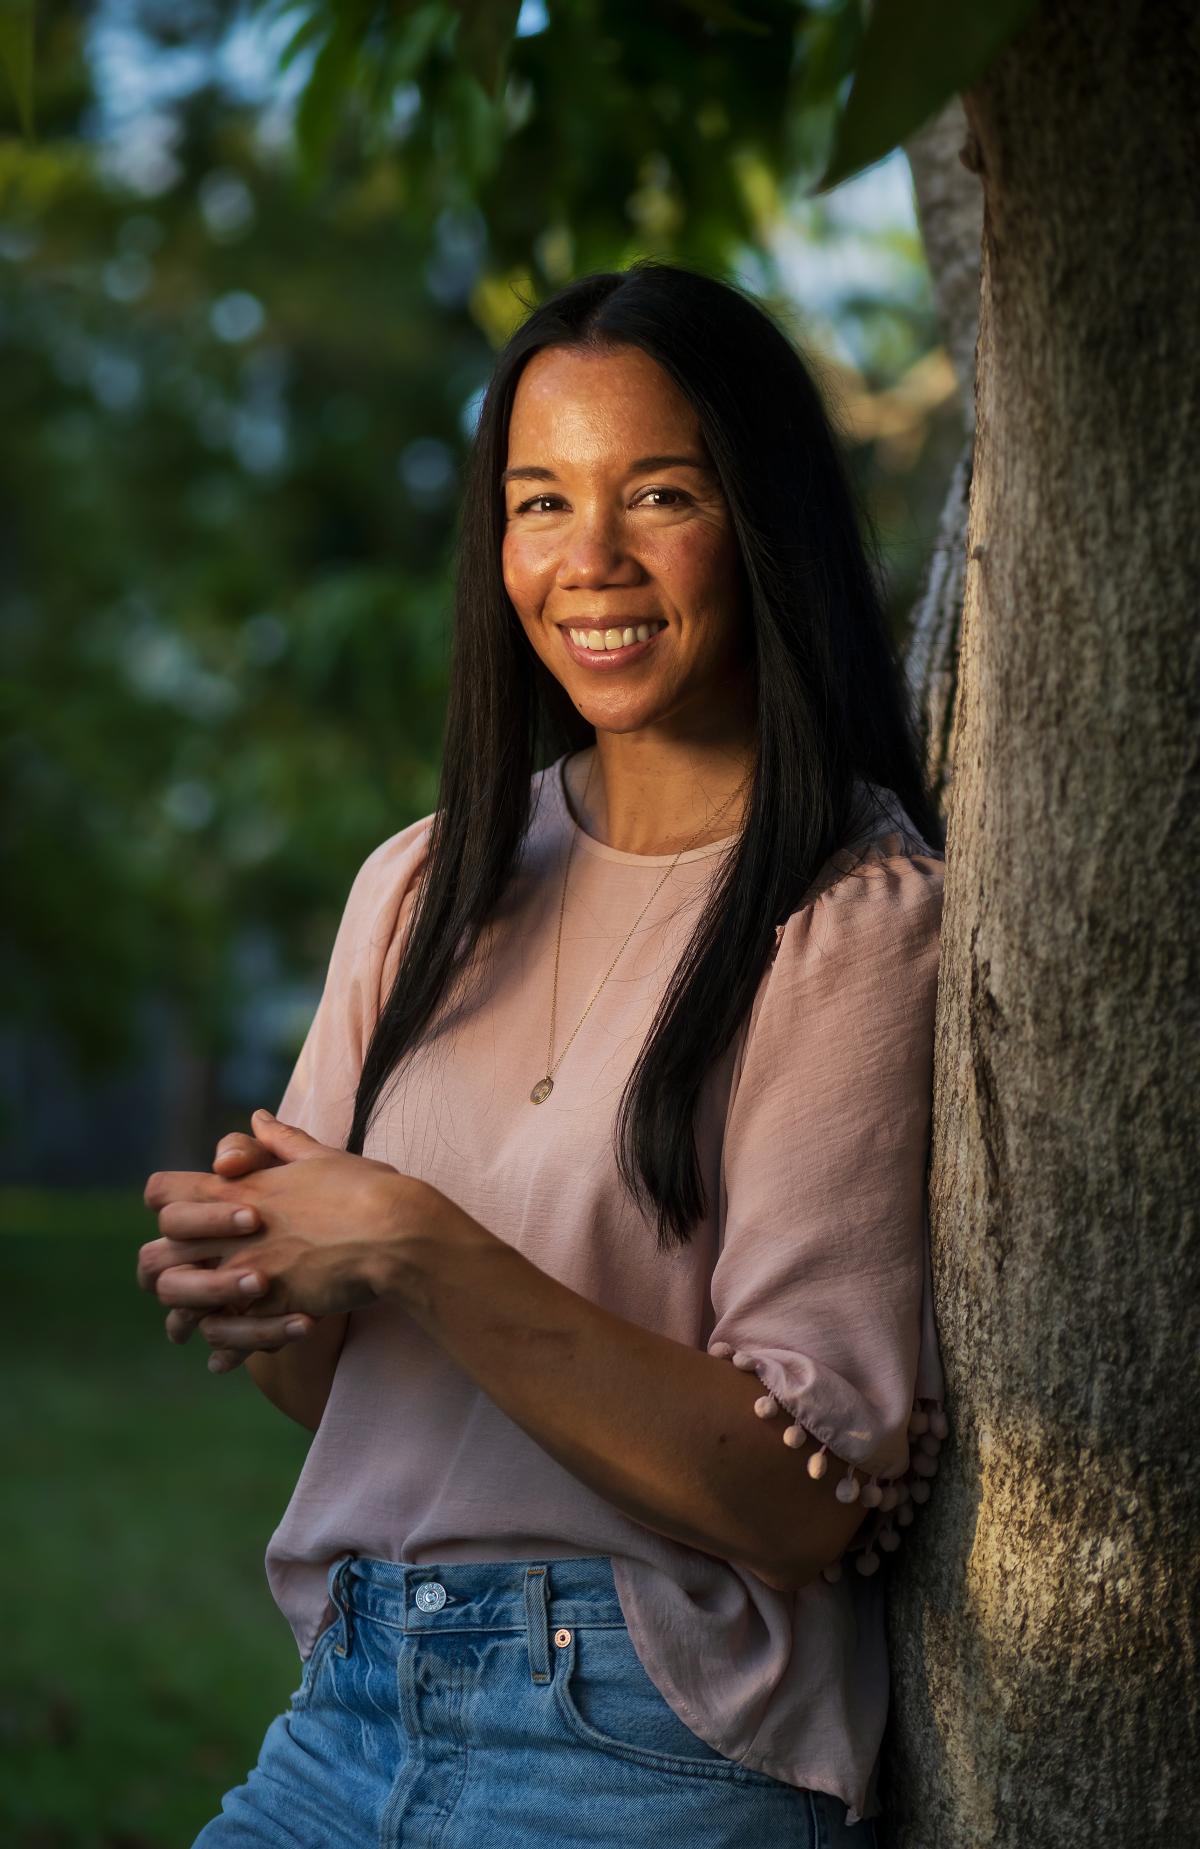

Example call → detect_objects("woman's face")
501 343 750 738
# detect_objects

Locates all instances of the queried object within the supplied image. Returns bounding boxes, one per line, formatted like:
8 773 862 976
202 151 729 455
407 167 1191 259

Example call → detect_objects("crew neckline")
552 751 741 866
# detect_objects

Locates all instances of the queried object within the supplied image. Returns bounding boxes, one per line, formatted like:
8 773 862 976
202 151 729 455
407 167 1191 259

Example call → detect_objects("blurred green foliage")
242 0 1041 209
3 7 483 1102
5 2 1045 205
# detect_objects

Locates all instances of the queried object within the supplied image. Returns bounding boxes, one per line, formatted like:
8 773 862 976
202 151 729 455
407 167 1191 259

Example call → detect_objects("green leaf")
454 0 521 98
390 4 458 85
793 2 865 114
277 8 329 76
0 0 35 139
812 0 1043 194
444 65 505 180
293 16 361 175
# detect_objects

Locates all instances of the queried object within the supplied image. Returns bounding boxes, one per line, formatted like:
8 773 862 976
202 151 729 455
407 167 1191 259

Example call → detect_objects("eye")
513 493 566 515
635 487 690 509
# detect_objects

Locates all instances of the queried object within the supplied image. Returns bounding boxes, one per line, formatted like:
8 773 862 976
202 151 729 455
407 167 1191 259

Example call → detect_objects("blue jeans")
193 1554 880 1848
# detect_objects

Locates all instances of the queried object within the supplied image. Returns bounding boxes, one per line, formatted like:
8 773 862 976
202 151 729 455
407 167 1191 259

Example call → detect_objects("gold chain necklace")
530 752 752 1105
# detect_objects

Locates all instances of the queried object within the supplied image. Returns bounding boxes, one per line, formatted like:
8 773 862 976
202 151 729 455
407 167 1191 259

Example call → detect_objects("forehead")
505 344 704 467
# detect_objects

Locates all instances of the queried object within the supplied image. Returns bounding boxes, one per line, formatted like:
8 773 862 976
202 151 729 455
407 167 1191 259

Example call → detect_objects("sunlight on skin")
501 343 757 856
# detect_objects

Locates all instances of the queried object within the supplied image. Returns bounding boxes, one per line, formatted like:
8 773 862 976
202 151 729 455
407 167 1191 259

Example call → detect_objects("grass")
0 1189 313 1848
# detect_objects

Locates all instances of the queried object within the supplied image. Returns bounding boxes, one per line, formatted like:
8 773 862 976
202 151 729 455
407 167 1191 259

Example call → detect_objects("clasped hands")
138 1107 437 1373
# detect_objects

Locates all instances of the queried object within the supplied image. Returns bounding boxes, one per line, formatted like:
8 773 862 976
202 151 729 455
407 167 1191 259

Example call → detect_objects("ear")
249 1108 329 1162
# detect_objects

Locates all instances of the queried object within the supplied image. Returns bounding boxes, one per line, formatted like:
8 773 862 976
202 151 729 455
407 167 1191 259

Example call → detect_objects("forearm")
245 1311 348 1432
381 1197 866 1588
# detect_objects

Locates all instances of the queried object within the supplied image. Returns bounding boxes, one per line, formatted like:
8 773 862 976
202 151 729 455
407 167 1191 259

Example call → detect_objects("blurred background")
2 1 965 1841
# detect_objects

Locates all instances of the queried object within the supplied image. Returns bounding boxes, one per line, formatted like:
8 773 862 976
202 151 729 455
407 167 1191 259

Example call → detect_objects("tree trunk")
902 431 973 816
901 96 982 815
883 3 1200 1842
902 97 984 420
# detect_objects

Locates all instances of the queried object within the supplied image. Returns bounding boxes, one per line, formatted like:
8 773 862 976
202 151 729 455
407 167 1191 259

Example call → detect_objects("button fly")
414 1581 447 1613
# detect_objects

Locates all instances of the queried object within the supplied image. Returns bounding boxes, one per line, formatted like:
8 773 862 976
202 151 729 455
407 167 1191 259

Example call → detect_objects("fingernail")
285 1319 308 1339
238 1273 264 1295
253 1108 275 1121
233 1209 257 1229
208 1354 226 1373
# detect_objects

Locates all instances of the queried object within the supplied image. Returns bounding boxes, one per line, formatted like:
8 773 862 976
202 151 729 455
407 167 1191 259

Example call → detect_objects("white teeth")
567 621 664 651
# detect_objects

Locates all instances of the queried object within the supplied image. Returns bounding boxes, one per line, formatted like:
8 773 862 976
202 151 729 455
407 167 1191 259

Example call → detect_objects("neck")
565 727 757 857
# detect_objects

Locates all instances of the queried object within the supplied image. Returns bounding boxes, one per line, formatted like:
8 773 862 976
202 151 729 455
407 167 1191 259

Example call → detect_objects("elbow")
762 1559 824 1594
730 1551 823 1594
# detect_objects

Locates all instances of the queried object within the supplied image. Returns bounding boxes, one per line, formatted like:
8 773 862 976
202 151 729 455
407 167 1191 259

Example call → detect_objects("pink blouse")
264 751 948 1827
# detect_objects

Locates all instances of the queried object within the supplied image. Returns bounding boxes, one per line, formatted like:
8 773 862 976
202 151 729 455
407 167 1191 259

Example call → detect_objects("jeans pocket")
552 1623 784 1786
288 1614 341 1713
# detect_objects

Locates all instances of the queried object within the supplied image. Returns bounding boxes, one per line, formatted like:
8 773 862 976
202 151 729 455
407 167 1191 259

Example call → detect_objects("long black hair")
347 260 943 1250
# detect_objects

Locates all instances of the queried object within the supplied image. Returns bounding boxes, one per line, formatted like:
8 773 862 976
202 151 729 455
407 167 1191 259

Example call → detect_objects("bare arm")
242 1313 348 1432
377 1187 872 1590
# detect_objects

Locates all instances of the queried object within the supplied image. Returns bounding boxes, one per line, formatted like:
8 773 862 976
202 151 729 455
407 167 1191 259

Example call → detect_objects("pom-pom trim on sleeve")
709 1341 949 1581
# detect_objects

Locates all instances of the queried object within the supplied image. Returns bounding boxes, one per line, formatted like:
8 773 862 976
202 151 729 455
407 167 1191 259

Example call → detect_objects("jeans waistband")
323 1554 625 1682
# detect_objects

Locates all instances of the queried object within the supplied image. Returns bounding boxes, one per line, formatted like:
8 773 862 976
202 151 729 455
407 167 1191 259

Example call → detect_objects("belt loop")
524 1565 550 1684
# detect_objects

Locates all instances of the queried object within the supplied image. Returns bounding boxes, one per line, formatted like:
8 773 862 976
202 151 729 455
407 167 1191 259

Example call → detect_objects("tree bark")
902 96 982 814
902 431 973 816
902 95 982 422
882 3 1200 1842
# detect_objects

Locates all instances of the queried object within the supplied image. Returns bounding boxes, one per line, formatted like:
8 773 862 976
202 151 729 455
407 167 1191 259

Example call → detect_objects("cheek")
501 530 553 613
650 521 741 608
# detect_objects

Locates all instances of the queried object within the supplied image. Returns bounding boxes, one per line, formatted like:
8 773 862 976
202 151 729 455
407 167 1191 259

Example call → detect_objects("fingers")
153 1262 270 1311
243 1110 326 1163
153 1234 264 1271
138 1203 262 1293
207 1347 246 1374
139 1236 181 1293
198 1310 315 1355
151 1129 286 1357
167 1305 317 1356
144 1128 284 1209
138 1234 257 1293
157 1200 262 1239
165 1307 198 1345
144 1170 230 1212
212 1131 282 1178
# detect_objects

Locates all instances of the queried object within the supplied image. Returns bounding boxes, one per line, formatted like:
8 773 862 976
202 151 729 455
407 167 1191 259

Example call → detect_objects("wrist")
368 1176 483 1320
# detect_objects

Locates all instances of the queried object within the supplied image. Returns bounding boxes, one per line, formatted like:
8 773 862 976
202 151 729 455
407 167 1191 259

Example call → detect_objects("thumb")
250 1108 327 1162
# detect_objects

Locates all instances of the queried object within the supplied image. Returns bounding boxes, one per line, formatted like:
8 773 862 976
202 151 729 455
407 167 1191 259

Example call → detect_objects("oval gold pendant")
530 1076 554 1104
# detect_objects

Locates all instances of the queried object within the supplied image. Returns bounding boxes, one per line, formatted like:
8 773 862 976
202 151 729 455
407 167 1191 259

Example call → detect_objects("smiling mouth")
556 620 667 670
559 619 668 651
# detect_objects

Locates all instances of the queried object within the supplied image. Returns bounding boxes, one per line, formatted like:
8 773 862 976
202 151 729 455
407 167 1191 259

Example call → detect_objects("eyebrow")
500 453 715 485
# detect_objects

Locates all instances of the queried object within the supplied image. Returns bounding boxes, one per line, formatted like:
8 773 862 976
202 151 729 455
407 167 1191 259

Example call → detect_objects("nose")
554 506 643 591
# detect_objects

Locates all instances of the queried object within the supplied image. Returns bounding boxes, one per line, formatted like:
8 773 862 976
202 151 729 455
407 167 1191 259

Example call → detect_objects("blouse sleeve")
274 812 434 1146
708 832 949 1580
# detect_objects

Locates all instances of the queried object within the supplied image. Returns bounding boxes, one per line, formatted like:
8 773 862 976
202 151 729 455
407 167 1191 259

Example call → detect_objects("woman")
139 260 950 1847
